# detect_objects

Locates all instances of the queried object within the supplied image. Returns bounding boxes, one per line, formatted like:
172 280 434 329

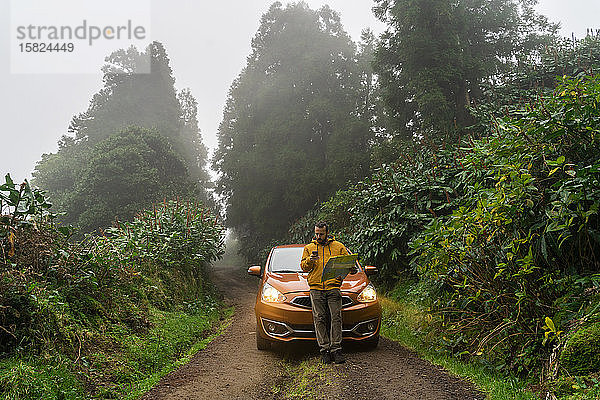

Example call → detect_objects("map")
321 254 358 282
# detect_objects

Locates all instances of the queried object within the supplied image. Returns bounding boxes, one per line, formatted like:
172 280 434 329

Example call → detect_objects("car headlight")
261 282 285 303
357 283 377 303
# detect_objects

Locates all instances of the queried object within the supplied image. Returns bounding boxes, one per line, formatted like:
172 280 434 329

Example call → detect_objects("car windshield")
268 246 362 273
269 247 305 273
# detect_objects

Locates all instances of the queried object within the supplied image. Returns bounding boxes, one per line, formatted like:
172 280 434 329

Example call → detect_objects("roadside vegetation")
380 289 538 400
1 37 227 399
213 1 600 398
283 40 600 398
0 176 226 399
5 0 600 398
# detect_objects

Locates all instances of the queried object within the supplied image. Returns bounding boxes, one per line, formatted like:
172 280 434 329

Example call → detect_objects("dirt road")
141 264 486 400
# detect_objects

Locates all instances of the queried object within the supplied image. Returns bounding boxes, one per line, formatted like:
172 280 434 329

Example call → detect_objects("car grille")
291 296 312 308
290 295 354 308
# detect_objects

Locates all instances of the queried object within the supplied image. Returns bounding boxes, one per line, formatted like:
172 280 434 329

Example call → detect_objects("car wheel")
256 328 271 350
364 334 379 349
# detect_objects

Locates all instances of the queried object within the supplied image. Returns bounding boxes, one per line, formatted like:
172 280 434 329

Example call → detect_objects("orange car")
248 244 382 350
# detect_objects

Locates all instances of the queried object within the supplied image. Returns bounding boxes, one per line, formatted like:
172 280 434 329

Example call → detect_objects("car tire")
364 334 379 349
256 330 271 350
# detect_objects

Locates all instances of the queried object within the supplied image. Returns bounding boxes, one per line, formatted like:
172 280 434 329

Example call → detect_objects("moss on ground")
560 321 600 376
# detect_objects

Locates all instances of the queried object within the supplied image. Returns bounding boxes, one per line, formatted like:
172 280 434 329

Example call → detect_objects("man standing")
300 221 355 364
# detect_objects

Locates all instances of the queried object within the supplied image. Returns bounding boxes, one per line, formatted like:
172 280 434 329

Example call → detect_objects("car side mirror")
364 265 378 276
247 265 261 277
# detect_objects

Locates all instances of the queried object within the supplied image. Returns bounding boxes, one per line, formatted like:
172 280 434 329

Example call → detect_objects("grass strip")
0 305 233 400
379 295 537 400
125 306 234 400
270 356 341 399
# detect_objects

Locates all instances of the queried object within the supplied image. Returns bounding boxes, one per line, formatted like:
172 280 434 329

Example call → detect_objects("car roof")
273 244 305 249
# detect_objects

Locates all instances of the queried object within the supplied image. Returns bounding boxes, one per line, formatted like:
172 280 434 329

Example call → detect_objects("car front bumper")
255 292 382 342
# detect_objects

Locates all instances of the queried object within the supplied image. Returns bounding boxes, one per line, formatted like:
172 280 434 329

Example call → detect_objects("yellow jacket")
301 237 349 290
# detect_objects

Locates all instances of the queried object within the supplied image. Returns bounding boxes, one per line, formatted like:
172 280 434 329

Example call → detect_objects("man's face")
314 226 327 245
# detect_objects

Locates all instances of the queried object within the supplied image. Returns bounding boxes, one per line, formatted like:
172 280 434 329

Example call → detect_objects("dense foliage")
411 74 600 375
286 32 600 394
0 177 225 398
54 127 197 233
213 2 374 261
372 0 556 139
33 42 212 234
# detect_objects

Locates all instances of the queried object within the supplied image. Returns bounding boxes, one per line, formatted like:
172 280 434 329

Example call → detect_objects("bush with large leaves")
411 74 600 374
0 181 224 365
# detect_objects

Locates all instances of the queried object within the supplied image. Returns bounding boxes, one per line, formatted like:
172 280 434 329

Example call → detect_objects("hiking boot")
331 350 345 364
321 351 332 364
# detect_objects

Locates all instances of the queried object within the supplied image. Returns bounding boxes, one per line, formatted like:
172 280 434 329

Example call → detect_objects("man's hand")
310 251 319 262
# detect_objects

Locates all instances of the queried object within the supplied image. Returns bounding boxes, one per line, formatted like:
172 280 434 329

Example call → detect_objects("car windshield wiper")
273 269 300 273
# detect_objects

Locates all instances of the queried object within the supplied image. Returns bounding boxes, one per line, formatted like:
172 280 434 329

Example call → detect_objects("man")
300 221 356 364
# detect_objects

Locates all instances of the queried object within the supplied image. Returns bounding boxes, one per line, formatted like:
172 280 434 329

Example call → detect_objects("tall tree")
373 0 557 140
34 42 212 232
357 29 378 131
213 2 372 260
68 42 181 144
177 88 210 188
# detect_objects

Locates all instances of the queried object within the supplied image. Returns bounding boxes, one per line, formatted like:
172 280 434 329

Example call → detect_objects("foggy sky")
0 0 598 184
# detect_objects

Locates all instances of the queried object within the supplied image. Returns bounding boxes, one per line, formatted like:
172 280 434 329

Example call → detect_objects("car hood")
266 272 368 294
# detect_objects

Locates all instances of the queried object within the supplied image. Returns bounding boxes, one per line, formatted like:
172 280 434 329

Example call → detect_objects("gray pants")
310 288 342 353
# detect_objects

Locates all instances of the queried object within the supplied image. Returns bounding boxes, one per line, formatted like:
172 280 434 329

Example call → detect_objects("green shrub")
287 72 600 381
0 179 226 398
561 322 600 375
0 357 84 400
410 74 600 375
